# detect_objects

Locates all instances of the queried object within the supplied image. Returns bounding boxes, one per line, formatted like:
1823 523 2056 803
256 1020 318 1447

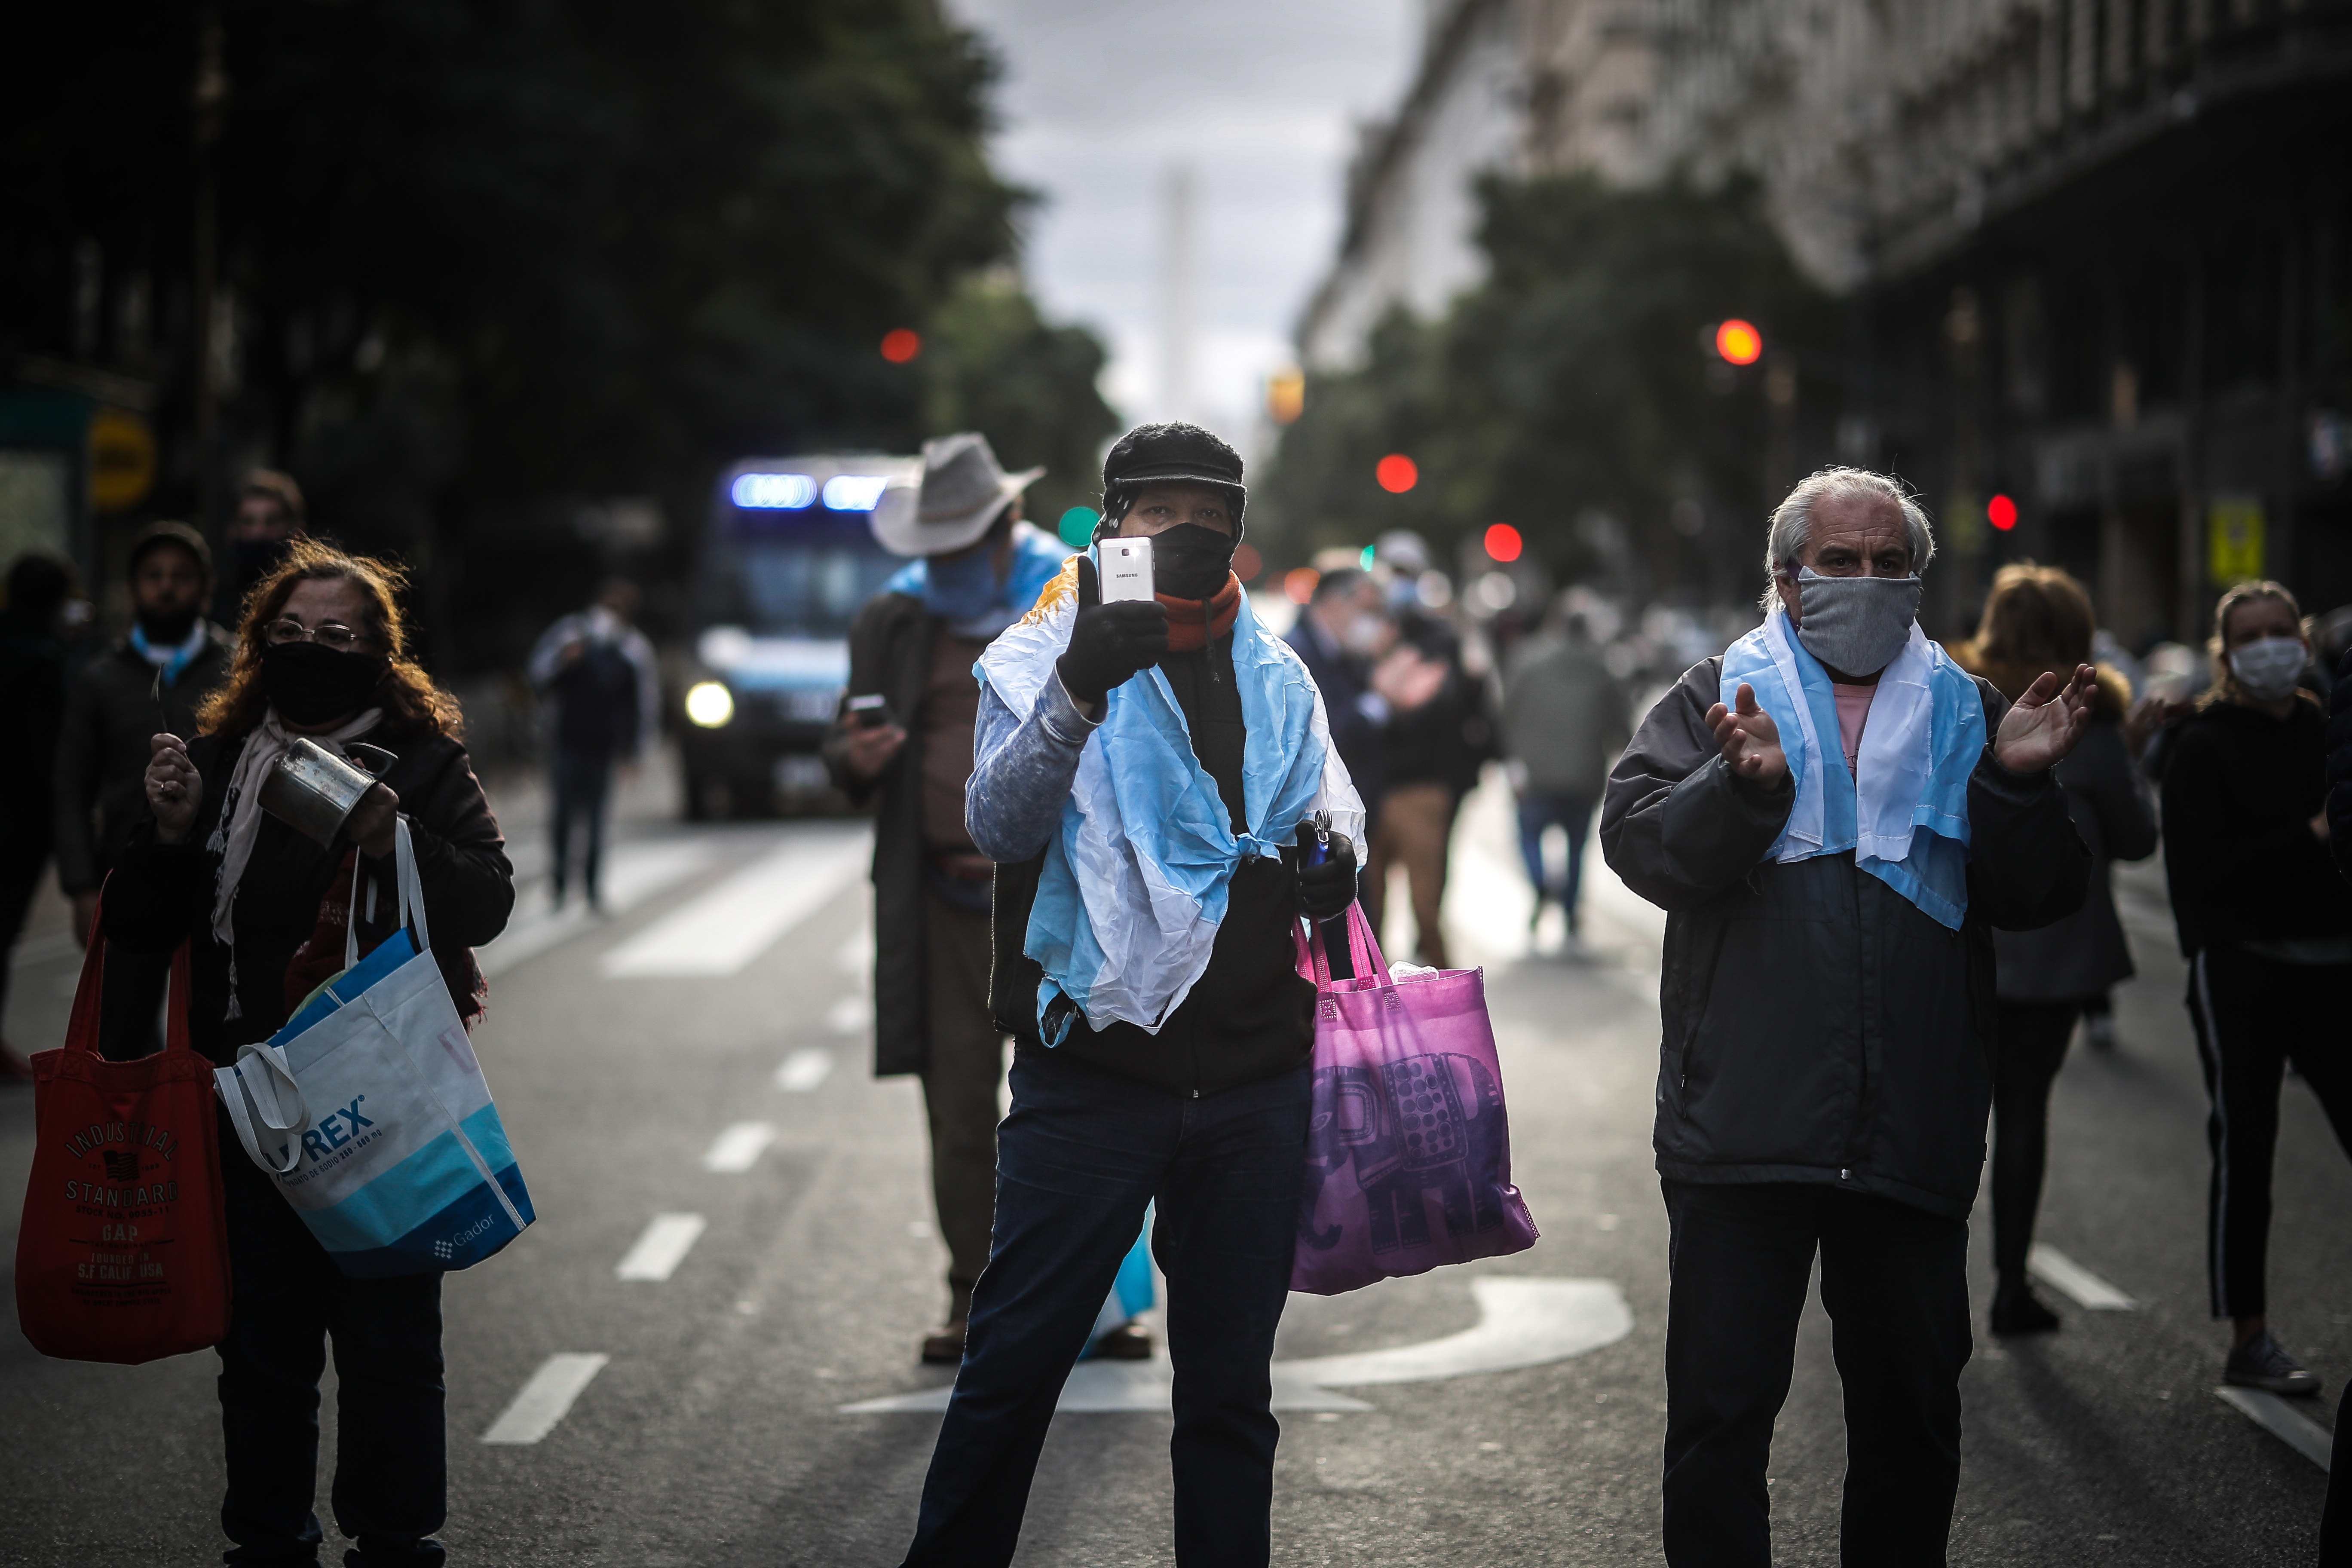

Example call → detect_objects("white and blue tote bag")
214 818 534 1276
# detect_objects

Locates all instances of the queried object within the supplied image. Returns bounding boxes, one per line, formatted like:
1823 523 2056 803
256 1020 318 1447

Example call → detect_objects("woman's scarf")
1717 609 1981 929
978 554 1364 1036
1159 574 1242 652
206 707 384 950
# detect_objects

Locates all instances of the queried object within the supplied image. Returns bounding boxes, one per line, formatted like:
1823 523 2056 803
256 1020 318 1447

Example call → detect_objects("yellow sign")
2208 498 2265 586
1266 368 1305 426
87 407 157 514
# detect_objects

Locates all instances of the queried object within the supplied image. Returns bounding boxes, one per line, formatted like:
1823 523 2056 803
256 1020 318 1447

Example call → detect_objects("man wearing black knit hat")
893 423 1366 1568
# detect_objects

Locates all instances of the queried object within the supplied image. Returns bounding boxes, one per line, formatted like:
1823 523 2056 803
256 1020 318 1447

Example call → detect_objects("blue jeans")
1516 790 1595 928
549 745 614 904
901 1048 1311 1568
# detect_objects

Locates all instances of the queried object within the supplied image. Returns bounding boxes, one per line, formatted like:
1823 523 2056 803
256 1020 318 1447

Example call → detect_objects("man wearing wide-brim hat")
822 431 1069 1364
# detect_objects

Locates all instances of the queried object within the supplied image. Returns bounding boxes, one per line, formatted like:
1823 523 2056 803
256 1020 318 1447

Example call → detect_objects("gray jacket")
1501 635 1628 799
1600 658 2089 1219
1991 716 2156 1001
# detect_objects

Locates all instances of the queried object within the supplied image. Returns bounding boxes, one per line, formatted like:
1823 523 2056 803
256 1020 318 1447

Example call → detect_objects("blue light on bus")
821 475 892 511
732 473 818 509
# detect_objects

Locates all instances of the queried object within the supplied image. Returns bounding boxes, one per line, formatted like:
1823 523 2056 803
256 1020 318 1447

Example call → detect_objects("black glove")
1057 553 1170 708
1295 822 1358 922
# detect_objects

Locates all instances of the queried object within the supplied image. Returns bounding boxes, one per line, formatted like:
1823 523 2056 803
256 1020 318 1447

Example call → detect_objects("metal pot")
259 737 378 845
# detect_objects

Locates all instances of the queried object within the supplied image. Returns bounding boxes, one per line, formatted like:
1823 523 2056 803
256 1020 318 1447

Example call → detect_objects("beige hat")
871 432 1044 557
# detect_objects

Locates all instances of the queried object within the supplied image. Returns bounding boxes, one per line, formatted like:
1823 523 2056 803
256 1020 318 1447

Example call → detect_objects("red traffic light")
1375 453 1418 493
880 329 922 364
1484 524 1522 563
1988 493 2018 531
1714 319 1763 366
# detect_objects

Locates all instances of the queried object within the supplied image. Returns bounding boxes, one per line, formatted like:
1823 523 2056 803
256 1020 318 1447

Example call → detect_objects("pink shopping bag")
1289 903 1539 1295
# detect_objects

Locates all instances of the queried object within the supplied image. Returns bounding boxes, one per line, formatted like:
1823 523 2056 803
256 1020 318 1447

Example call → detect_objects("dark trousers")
1661 1180 1972 1568
220 1162 447 1568
1515 790 1595 930
2186 946 2352 1318
549 746 614 903
920 888 1007 1321
2324 1382 2352 1565
901 1048 1310 1568
0 839 48 1041
1990 997 2089 1286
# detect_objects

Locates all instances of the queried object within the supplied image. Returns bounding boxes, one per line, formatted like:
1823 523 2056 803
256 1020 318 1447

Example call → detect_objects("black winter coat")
1600 659 2089 1219
52 630 235 896
820 590 941 1078
2163 696 2350 955
102 722 514 1066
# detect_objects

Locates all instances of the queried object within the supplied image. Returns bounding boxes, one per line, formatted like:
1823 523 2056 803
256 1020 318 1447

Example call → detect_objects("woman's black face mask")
1149 523 1238 600
260 640 389 726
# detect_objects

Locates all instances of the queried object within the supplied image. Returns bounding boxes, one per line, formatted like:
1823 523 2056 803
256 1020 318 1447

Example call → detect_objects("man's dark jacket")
821 590 939 1078
1599 659 2089 1219
54 628 234 897
102 719 513 1065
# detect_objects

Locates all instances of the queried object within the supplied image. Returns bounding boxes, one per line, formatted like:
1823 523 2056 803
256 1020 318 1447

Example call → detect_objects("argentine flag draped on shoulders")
1718 608 1984 929
978 550 1365 1041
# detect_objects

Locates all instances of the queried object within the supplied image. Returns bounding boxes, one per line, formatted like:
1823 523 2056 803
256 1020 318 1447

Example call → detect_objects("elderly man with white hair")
1601 468 2096 1566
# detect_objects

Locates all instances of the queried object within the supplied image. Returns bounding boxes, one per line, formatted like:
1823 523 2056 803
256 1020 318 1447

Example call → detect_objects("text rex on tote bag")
1290 902 1538 1295
214 818 533 1277
16 929 233 1363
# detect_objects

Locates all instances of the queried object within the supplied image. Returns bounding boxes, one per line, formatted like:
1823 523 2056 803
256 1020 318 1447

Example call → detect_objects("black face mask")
1150 523 1239 600
138 608 199 646
260 640 389 726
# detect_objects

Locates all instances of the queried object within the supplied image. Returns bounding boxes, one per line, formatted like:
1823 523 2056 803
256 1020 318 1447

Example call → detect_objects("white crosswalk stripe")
615 1214 707 1282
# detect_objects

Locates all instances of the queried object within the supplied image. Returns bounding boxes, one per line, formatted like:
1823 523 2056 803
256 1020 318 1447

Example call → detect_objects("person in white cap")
822 432 1067 1364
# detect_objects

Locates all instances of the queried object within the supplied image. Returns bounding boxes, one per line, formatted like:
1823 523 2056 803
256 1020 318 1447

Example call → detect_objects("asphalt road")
1 761 2342 1566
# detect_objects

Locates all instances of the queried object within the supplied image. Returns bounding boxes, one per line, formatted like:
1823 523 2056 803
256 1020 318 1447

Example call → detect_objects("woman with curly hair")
2161 579 2352 1400
106 536 513 1567
1952 563 2159 1336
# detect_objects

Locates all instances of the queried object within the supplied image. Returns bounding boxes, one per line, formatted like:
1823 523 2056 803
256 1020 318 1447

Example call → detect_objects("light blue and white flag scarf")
1718 608 1983 928
978 556 1365 1038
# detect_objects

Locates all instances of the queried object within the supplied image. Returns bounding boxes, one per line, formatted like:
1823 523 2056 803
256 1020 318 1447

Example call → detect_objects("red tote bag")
15 924 233 1363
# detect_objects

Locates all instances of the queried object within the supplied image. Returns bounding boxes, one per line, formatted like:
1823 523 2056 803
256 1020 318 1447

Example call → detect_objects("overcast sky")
943 0 1417 455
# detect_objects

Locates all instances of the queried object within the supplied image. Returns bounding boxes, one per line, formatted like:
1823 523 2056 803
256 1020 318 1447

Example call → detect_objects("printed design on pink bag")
1300 1054 1510 1256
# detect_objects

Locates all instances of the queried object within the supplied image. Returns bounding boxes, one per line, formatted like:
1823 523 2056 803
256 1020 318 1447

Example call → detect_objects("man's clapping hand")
1057 554 1169 710
1706 684 1788 789
1993 663 2096 775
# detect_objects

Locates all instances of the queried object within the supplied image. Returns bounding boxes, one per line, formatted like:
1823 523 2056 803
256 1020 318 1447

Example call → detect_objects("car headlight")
684 680 735 728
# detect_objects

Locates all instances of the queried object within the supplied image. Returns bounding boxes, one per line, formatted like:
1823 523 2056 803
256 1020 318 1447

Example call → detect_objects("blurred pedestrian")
903 422 1362 1567
1286 569 1392 819
2161 579 2352 1399
1367 612 1490 968
1952 564 2158 1336
819 431 1063 1365
1501 597 1629 941
527 578 658 912
0 552 74 1077
1602 468 2091 1565
213 467 307 627
2318 639 2352 1561
106 537 513 1568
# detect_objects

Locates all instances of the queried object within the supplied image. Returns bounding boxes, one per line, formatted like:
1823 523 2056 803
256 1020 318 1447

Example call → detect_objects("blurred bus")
677 453 916 818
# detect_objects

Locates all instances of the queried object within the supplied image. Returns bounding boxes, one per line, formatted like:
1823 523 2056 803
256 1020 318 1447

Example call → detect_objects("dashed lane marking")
825 996 873 1035
600 830 869 977
2027 1244 2137 1310
2216 1387 2335 1470
839 1277 1633 1414
481 1354 609 1444
702 1121 777 1173
775 1049 834 1092
615 1214 707 1282
476 840 716 978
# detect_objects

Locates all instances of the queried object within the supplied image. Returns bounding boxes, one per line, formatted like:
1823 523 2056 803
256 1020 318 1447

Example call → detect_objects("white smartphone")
1099 536 1156 602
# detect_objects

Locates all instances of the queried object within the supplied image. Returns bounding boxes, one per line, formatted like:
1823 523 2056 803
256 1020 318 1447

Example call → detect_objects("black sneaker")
1990 1280 2061 1336
2224 1331 2323 1397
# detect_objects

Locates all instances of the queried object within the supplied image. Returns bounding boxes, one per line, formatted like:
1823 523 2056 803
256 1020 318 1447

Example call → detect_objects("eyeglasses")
263 617 368 652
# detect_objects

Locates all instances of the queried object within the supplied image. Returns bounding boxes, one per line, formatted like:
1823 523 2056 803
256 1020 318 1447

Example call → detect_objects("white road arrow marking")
839 1277 1632 1415
482 1353 609 1444
775 1048 834 1092
616 1213 706 1281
